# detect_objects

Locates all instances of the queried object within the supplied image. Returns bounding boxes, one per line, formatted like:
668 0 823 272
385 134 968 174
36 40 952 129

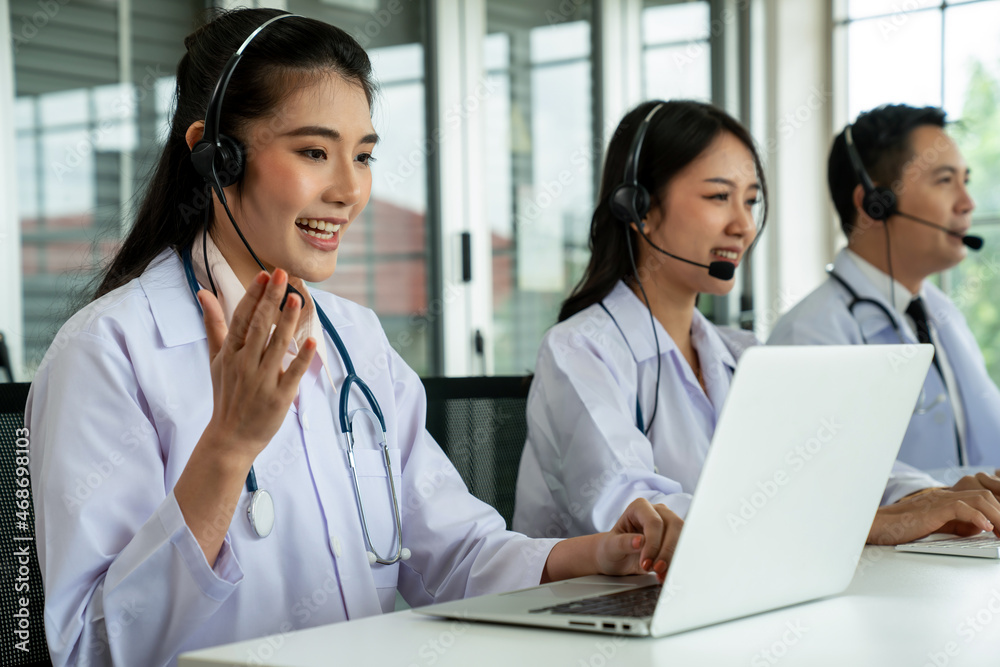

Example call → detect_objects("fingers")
971 473 1000 498
259 291 303 374
198 290 228 360
911 490 1000 538
279 337 317 393
242 269 289 358
226 271 271 353
631 501 666 572
617 499 682 581
652 506 683 575
936 499 996 535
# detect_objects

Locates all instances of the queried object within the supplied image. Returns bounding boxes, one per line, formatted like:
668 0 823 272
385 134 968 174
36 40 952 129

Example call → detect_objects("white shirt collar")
845 248 923 315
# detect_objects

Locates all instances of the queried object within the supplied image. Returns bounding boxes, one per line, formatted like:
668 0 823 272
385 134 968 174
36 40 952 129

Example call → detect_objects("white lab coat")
513 280 939 538
768 249 1000 472
28 249 558 667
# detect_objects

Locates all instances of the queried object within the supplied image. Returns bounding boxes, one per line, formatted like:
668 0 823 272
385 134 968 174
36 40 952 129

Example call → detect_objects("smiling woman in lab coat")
26 9 679 667
513 100 1000 546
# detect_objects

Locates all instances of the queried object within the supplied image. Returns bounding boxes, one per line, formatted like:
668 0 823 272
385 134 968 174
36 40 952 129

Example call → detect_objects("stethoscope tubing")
180 247 406 562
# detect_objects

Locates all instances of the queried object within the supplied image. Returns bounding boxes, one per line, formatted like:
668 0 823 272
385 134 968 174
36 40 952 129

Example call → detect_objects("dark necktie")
906 296 963 464
906 296 941 374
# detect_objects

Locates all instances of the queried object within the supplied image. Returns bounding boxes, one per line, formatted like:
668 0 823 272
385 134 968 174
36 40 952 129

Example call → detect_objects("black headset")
603 103 667 436
187 12 303 306
843 124 898 222
609 103 664 227
190 13 301 203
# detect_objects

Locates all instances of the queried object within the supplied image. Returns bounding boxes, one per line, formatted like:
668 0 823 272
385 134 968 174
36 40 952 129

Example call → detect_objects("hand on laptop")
867 486 1000 545
946 471 1000 499
540 499 683 584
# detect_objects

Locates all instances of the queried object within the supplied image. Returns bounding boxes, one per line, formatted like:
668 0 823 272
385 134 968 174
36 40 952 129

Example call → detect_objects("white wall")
1 0 25 381
754 0 837 339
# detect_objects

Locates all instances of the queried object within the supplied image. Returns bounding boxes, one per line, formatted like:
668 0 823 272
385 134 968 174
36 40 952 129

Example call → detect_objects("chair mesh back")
422 377 530 529
0 383 51 665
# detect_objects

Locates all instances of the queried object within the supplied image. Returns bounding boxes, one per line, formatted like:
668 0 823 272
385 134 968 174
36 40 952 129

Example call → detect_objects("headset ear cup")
863 186 896 222
633 185 650 221
610 184 637 223
214 134 246 188
190 140 216 184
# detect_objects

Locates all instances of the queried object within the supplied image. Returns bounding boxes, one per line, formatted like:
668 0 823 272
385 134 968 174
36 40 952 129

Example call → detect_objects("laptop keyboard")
896 533 1000 559
529 583 662 618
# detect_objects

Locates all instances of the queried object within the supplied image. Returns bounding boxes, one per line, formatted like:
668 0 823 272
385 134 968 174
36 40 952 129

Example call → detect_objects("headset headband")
623 103 665 189
843 125 876 194
201 13 303 148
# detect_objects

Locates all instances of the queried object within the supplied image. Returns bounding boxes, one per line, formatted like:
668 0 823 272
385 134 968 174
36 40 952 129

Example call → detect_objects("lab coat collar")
845 248 922 315
830 249 914 343
602 280 738 372
139 249 353 349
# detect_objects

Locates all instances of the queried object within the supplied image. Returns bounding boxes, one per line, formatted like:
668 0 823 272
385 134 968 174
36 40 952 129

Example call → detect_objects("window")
485 1 596 374
13 0 200 375
292 0 432 375
835 0 1000 385
12 0 434 377
642 0 712 101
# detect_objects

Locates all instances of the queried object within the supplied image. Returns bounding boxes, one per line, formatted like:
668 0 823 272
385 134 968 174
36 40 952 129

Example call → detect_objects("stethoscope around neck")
826 265 949 418
179 246 410 565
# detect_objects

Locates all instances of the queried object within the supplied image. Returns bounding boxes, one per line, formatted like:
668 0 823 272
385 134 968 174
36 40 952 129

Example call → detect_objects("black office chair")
421 376 531 529
0 383 51 665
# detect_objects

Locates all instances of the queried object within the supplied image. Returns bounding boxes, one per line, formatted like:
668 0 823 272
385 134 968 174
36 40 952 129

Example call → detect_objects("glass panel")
486 6 594 374
846 0 939 20
290 0 432 375
12 0 199 375
846 11 942 120
642 1 710 44
643 43 711 101
485 32 510 71
38 89 88 128
530 20 589 64
943 2 1000 120
14 97 34 130
369 42 423 82
946 2 1000 219
948 223 1000 387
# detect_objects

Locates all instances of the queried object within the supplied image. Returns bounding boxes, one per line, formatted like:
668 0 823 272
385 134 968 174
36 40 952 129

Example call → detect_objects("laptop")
415 344 934 637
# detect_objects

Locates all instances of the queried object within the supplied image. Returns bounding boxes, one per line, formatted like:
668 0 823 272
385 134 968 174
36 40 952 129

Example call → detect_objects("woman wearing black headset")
513 100 1000 548
26 10 679 666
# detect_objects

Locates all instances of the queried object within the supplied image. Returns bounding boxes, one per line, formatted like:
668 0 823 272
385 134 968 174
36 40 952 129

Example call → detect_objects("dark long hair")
558 100 769 322
93 8 378 300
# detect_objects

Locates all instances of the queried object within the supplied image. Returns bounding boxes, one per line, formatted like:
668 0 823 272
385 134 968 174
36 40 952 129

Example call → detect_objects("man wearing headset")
769 104 1000 488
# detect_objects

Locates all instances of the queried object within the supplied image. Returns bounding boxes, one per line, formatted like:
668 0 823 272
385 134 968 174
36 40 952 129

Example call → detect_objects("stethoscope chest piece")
248 488 275 538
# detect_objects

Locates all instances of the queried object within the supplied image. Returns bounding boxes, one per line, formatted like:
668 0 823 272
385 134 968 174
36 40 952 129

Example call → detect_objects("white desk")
179 547 1000 667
